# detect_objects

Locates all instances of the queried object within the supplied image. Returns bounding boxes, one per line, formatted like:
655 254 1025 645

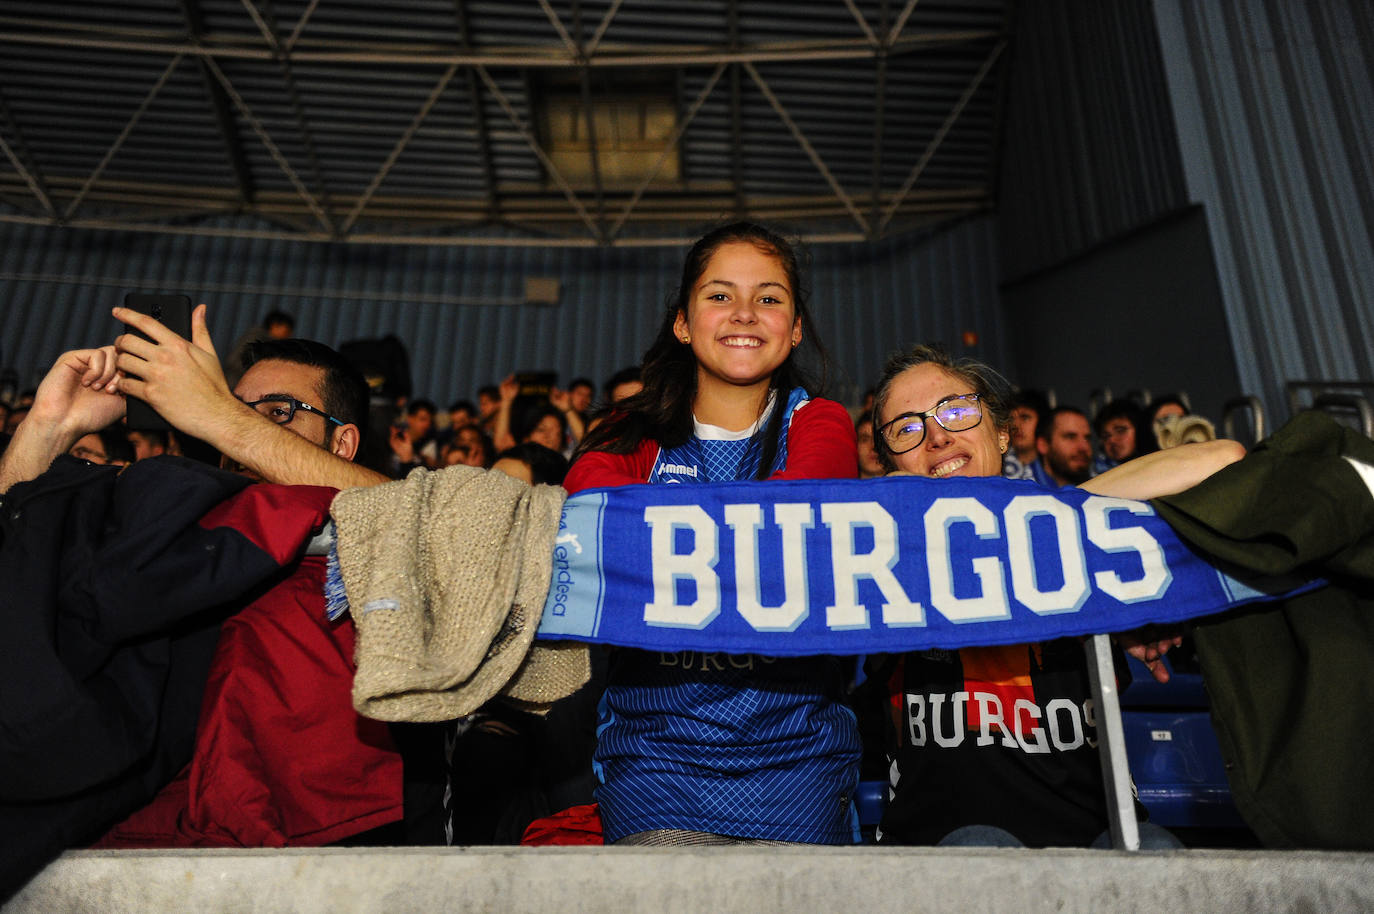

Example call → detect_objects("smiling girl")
563 223 860 845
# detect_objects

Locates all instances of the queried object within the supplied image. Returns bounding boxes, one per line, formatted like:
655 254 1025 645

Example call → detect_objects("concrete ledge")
6 847 1374 913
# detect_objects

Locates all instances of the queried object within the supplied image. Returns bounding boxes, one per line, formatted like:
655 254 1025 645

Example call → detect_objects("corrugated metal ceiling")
0 0 1009 247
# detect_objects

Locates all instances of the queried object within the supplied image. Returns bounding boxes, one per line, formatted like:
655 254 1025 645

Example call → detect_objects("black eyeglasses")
878 393 984 454
245 395 344 427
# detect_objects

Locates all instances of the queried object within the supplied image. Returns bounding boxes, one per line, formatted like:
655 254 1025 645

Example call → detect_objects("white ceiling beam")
743 62 870 237
201 56 334 233
607 62 728 241
473 65 601 241
284 0 322 51
840 0 880 48
238 0 279 50
63 54 183 221
0 212 873 247
887 0 922 47
535 0 581 58
572 0 607 241
245 0 338 235
0 23 1000 66
585 0 624 56
0 100 57 219
878 39 1004 233
341 64 460 233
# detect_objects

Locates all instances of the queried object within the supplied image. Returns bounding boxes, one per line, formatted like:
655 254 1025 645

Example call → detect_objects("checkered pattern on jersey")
595 653 861 843
648 387 802 485
700 437 756 483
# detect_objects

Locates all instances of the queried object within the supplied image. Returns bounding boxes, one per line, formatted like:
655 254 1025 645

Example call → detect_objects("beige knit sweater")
331 465 589 722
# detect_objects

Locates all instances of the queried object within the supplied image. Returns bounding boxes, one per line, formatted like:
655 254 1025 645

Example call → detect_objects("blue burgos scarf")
538 474 1317 655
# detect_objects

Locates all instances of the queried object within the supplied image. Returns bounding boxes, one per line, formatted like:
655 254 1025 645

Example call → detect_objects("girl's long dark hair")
576 222 830 480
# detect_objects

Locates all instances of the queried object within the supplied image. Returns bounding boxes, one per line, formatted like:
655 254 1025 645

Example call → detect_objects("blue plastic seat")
1119 654 1245 829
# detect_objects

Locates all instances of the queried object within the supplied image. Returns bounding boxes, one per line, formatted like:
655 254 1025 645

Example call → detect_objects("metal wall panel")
1154 0 1374 419
0 215 1003 409
997 0 1190 281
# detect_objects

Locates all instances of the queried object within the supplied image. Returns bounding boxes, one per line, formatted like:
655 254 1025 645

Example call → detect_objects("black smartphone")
122 293 193 431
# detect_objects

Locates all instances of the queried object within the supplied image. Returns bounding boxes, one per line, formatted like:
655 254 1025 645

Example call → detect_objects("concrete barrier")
6 847 1373 913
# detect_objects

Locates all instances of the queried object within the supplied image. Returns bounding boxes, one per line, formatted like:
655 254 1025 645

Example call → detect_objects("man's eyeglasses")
245 396 344 427
878 394 984 454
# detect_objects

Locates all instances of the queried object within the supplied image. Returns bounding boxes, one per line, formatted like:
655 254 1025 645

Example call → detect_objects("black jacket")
0 456 331 898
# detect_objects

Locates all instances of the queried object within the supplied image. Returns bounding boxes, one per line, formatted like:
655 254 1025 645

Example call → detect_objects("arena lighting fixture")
535 71 681 191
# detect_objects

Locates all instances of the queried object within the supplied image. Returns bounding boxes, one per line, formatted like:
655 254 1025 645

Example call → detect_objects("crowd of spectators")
5 267 1334 898
0 324 1230 852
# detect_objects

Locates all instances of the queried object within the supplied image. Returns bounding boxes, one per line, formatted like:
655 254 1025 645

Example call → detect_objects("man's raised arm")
112 304 388 489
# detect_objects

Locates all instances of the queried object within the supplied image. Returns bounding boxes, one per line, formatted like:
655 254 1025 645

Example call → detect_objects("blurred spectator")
516 403 568 453
1034 406 1093 487
556 378 594 452
855 415 884 479
859 386 876 417
1003 389 1050 480
225 310 296 388
4 405 28 436
388 398 439 473
447 399 478 432
1156 413 1218 448
546 391 586 456
127 428 174 461
603 366 643 405
1147 394 1189 447
477 384 501 435
493 376 577 456
442 425 495 469
436 398 479 455
1149 394 1188 424
69 425 135 466
1092 399 1158 473
491 442 569 487
567 378 594 417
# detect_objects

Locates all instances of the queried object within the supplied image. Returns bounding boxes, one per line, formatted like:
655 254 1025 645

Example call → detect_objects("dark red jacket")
98 553 402 847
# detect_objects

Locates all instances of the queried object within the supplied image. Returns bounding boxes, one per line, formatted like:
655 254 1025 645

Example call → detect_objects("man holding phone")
0 303 387 493
111 303 386 488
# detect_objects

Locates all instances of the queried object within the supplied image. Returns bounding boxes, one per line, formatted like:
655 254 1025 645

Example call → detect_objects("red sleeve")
563 438 660 494
770 397 858 481
93 559 402 849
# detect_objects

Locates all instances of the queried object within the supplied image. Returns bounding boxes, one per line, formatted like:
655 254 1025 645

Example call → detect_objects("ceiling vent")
537 73 680 190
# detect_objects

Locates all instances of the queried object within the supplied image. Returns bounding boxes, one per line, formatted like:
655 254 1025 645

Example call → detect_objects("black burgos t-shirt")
876 639 1137 848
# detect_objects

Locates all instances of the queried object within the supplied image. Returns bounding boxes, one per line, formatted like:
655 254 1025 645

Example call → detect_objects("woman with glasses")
866 344 1242 848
